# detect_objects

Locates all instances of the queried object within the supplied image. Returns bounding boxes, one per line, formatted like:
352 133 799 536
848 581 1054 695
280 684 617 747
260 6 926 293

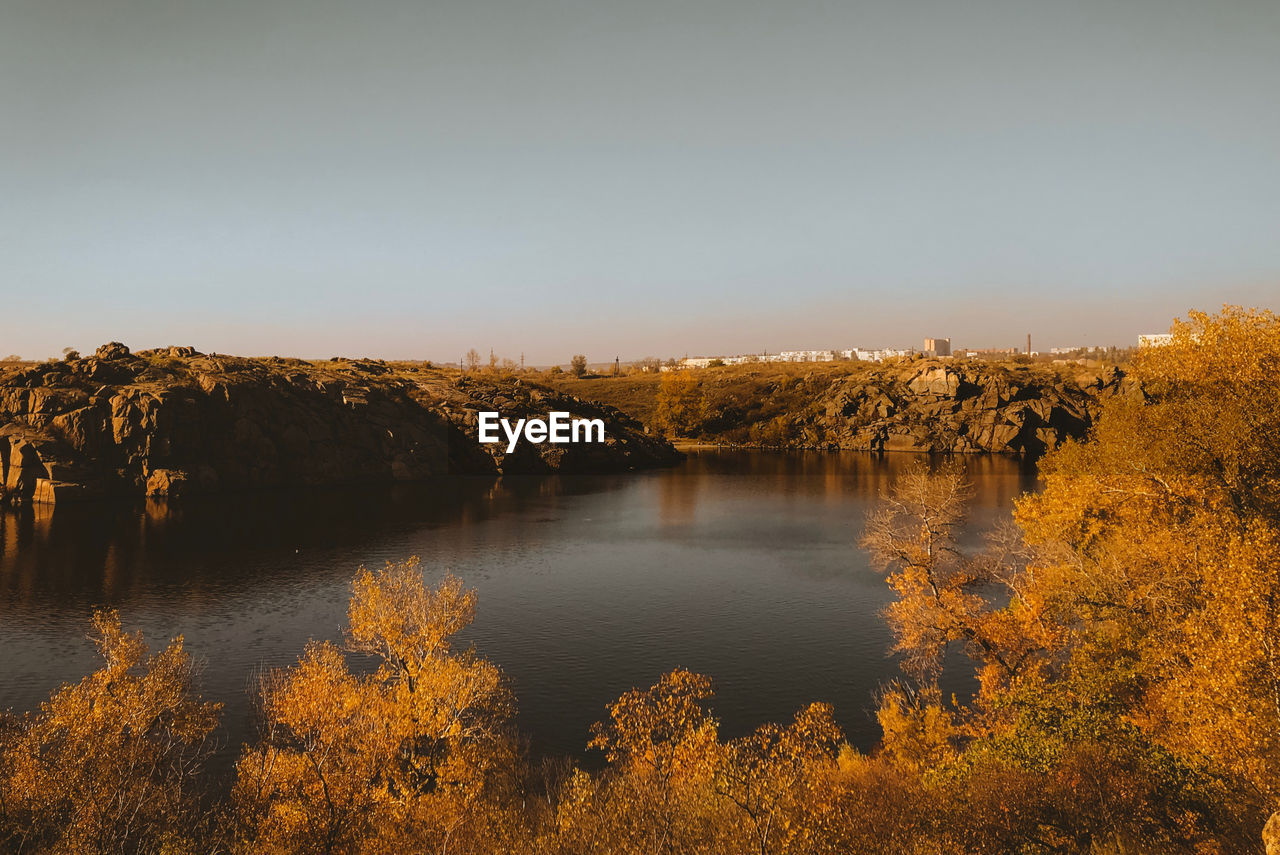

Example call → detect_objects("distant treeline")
1 307 1279 853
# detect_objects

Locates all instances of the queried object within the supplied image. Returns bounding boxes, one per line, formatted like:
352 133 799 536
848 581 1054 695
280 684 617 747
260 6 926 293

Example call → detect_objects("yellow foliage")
1010 307 1280 801
652 371 705 436
0 611 220 855
851 307 1280 847
875 683 958 774
232 558 517 854
861 462 1049 688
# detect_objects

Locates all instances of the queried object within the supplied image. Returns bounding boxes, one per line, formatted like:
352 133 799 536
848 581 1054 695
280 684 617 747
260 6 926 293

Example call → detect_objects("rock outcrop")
815 361 1140 454
1264 812 1280 855
0 345 681 505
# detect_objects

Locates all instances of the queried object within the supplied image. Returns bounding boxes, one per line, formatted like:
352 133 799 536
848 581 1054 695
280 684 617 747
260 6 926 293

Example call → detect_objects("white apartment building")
668 345 918 370
1138 334 1174 348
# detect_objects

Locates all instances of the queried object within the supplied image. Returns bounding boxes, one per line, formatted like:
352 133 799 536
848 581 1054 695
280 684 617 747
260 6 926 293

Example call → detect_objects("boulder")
2 437 46 502
94 342 131 361
146 468 187 497
908 367 960 398
1265 812 1280 855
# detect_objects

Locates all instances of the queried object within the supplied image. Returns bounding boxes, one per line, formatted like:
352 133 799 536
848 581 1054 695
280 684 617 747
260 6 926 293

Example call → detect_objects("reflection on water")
0 450 1037 768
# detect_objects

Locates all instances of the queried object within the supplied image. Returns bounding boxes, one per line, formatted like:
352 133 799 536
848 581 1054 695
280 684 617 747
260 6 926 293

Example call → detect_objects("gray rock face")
0 347 681 505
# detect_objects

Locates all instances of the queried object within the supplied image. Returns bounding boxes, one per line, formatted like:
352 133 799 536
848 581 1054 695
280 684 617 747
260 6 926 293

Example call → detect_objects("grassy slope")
546 361 880 439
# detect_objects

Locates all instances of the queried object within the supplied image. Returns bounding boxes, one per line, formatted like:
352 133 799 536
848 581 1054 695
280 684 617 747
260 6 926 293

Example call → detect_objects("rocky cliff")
0 344 681 505
814 361 1139 454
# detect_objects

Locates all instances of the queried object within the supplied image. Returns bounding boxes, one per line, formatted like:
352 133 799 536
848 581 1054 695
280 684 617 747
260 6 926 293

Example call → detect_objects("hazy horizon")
4 0 1278 363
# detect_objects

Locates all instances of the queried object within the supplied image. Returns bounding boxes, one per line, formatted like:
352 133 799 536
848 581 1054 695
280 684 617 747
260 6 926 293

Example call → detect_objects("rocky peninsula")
0 344 681 505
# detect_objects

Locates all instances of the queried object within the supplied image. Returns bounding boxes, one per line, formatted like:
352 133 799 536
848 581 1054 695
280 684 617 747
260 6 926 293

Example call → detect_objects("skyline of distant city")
1 325 1191 367
638 334 1150 371
2 329 1176 366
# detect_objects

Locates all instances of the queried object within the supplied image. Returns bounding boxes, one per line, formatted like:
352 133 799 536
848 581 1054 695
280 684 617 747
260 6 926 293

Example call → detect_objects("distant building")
854 348 915 361
1138 334 1174 348
923 337 951 357
675 357 717 369
777 350 839 362
961 347 1019 358
667 346 917 368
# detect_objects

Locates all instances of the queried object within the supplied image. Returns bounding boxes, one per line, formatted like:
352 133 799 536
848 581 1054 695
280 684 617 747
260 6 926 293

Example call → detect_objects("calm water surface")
0 450 1036 769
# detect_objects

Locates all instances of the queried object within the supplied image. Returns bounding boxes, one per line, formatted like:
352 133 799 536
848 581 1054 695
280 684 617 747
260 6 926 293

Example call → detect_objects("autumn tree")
554 670 855 855
872 682 957 774
652 371 705 437
233 560 521 854
570 354 588 377
1129 306 1280 520
860 462 1044 689
715 703 843 855
856 307 1280 849
0 611 220 855
861 457 1261 850
560 669 721 854
1009 306 1280 808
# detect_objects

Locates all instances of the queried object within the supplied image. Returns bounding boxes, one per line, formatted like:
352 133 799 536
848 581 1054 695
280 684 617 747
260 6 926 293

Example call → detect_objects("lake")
0 450 1037 770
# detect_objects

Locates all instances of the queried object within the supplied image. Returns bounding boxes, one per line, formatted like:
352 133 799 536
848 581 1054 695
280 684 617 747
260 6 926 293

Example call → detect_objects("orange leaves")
862 461 1042 686
1000 308 1280 803
1136 306 1280 391
234 641 400 853
570 671 851 855
576 671 724 854
0 609 220 854
1130 306 1280 521
349 557 477 666
653 371 705 436
233 560 517 854
717 704 844 855
853 305 1280 843
590 669 717 768
874 683 958 774
263 641 385 738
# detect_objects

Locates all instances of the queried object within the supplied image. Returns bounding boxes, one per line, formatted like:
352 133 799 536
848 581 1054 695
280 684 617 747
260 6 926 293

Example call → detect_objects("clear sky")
3 0 1278 363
